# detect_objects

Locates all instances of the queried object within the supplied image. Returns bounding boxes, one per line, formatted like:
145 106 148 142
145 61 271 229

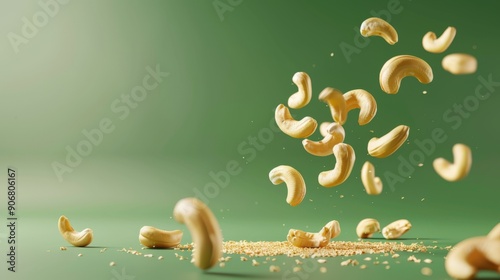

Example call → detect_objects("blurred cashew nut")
344 89 378 125
288 72 312 109
433 143 472 182
269 165 306 206
302 123 345 156
422 26 456 53
318 143 355 187
275 104 317 138
360 17 398 45
379 55 433 94
361 161 383 195
356 218 380 238
442 53 477 75
382 219 412 239
139 226 183 248
368 125 409 158
58 215 93 247
319 87 347 125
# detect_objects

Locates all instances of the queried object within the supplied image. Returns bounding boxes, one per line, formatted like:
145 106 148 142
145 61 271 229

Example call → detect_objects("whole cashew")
58 215 93 247
275 104 317 138
361 161 383 195
360 17 398 45
433 143 472 182
287 220 341 248
344 89 378 125
442 53 477 75
318 143 356 187
139 226 183 249
319 87 347 125
269 165 306 206
379 55 433 94
382 219 412 239
368 125 409 158
302 123 345 157
422 26 456 53
288 72 312 109
319 121 333 137
356 218 380 238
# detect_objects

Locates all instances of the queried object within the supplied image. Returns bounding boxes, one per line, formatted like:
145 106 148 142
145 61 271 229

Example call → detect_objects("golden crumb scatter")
240 256 247 261
59 247 67 251
269 265 280 272
392 254 400 258
252 259 260 266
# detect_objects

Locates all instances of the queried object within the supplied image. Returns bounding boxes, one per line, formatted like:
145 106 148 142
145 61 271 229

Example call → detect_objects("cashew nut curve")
318 143 355 187
319 122 333 137
422 26 456 53
173 197 222 270
488 223 500 240
360 17 398 45
139 226 183 248
287 220 341 248
356 218 380 238
379 55 433 94
361 161 383 195
368 125 409 158
319 87 347 125
58 215 93 247
288 72 312 109
382 219 412 239
433 143 472 182
302 123 345 157
275 104 317 138
344 89 378 125
269 165 306 206
442 53 477 75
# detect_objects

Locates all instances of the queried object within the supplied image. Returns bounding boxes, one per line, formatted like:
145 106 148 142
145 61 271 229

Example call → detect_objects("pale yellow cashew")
344 89 377 125
368 125 409 158
302 123 345 157
319 87 347 125
268 165 306 206
442 53 477 75
382 219 412 239
360 17 398 45
433 143 472 182
422 26 456 53
487 223 500 240
379 55 433 94
287 220 341 248
275 104 317 138
361 161 383 195
356 218 380 238
319 121 332 137
139 226 183 249
318 143 355 187
288 72 312 109
173 198 222 270
58 215 93 247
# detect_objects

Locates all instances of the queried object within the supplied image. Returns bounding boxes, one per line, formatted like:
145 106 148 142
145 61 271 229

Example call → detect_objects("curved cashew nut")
287 220 340 248
360 17 398 45
344 89 378 125
422 26 456 53
319 87 347 125
356 218 380 238
288 72 312 109
361 161 383 195
318 143 355 187
268 165 306 206
139 226 183 249
488 223 500 240
302 123 345 157
275 104 317 138
382 219 412 239
368 125 409 158
442 53 477 75
58 215 93 247
319 122 332 137
173 198 222 270
433 143 472 182
379 55 433 94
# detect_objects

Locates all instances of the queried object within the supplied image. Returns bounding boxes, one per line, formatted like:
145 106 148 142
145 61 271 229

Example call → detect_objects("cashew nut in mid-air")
433 143 472 182
361 161 383 195
275 104 317 138
379 55 433 94
356 218 381 238
442 53 477 75
288 72 312 109
302 123 345 157
344 89 378 125
422 26 456 53
382 219 412 239
269 165 306 206
360 17 398 45
368 125 409 158
318 143 355 187
58 215 93 247
319 87 347 125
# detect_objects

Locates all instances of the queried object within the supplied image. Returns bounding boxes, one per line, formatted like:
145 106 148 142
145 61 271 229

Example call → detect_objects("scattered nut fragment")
421 267 433 276
240 256 247 261
424 259 432 264
109 262 116 267
269 265 280 272
58 215 93 247
100 248 107 253
302 123 345 157
287 220 341 248
77 253 83 257
59 246 67 251
319 87 347 125
344 89 378 125
288 72 312 109
356 218 381 238
379 55 433 94
364 257 372 261
360 264 367 269
341 259 352 266
318 143 356 187
368 125 409 158
361 161 383 195
317 259 327 264
269 165 306 206
382 219 412 239
360 17 398 45
275 104 318 138
320 267 327 273
158 256 164 260
392 254 400 259
144 254 153 258
219 262 225 268
407 255 421 263
442 53 477 75
293 266 302 272
252 259 260 266
433 143 472 182
139 226 183 249
422 26 456 53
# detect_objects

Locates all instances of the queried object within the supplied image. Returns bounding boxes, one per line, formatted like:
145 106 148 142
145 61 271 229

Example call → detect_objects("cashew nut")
302 123 345 156
344 89 378 125
275 104 317 138
269 165 306 206
379 55 433 94
58 215 93 247
319 87 347 125
139 226 183 249
442 53 477 75
422 26 456 53
487 223 500 240
319 121 332 137
360 17 398 45
356 218 381 238
433 143 472 182
288 72 312 109
361 161 383 195
368 125 409 158
287 220 341 248
318 143 355 187
173 197 222 270
382 219 412 239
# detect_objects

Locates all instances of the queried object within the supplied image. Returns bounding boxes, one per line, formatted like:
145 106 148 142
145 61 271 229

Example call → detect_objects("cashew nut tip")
269 165 306 206
173 198 222 270
275 104 317 138
422 26 456 53
487 223 500 240
356 218 381 238
433 143 472 182
288 72 312 109
287 220 340 248
319 87 347 125
360 17 398 45
368 125 409 158
319 122 332 137
58 215 93 247
344 89 378 125
139 226 183 249
302 123 345 157
382 219 412 239
442 53 477 75
379 55 433 94
361 161 383 195
318 143 355 187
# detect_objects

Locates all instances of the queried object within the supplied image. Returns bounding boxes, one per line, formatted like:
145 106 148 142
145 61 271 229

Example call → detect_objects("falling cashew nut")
360 17 398 45
139 226 183 248
319 87 347 125
173 197 222 270
318 143 355 187
302 123 345 157
487 223 500 240
287 220 341 248
379 55 433 94
356 218 381 238
344 89 378 125
422 26 456 53
442 53 477 75
319 122 332 137
382 219 412 239
275 104 317 138
361 161 383 195
269 165 306 206
368 125 409 158
58 215 93 247
288 72 312 109
433 143 472 182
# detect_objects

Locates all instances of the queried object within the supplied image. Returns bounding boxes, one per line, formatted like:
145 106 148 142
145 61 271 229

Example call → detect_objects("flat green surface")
0 0 499 279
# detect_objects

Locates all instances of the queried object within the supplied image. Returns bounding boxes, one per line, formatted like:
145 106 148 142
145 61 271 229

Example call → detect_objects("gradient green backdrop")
0 1 499 279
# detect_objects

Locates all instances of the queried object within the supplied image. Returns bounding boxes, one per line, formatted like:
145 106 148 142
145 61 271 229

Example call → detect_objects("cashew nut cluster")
275 104 317 138
433 143 472 182
269 165 306 206
379 55 433 94
139 226 183 249
288 72 312 109
302 123 345 157
318 143 356 187
173 197 222 270
382 219 412 239
422 26 456 53
356 218 381 238
319 87 347 125
442 53 477 75
360 17 398 45
361 161 383 195
58 215 93 247
368 125 409 158
344 89 378 126
287 220 341 248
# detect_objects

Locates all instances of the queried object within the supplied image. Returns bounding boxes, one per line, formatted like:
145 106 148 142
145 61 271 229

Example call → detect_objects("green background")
0 0 499 279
